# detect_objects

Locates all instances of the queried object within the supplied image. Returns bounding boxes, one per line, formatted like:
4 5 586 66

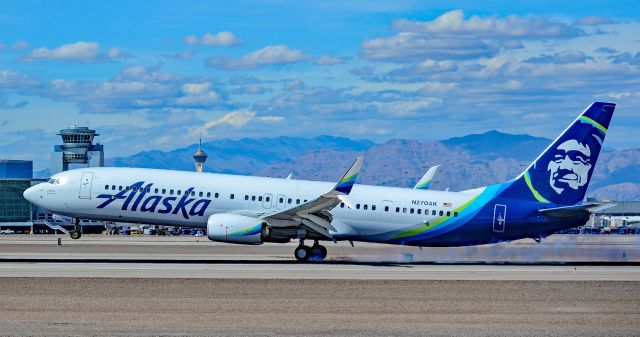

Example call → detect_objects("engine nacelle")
207 213 265 245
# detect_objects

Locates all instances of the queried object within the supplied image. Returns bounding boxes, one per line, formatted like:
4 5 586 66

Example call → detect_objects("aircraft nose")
23 185 40 204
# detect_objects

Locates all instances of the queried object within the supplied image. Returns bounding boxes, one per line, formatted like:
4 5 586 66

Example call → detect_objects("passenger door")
79 172 94 199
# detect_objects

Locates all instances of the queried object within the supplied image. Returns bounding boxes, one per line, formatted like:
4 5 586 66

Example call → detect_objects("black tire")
294 245 311 262
69 230 81 240
310 245 328 261
318 245 327 260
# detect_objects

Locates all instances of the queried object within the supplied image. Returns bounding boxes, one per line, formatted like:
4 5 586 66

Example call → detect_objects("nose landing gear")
69 219 82 240
294 240 327 262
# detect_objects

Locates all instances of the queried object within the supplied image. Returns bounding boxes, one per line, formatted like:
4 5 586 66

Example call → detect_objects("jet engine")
207 213 265 244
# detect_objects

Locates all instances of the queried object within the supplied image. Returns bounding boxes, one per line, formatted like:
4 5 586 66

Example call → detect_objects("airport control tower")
51 126 104 174
193 138 208 173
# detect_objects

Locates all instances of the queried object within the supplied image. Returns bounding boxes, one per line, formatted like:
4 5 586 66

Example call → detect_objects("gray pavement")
0 234 639 336
1 233 639 263
0 278 638 337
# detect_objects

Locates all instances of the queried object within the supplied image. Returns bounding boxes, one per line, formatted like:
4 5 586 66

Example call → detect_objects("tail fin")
502 102 615 205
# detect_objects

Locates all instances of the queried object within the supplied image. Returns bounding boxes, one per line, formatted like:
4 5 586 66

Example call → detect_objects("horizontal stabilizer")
539 203 615 218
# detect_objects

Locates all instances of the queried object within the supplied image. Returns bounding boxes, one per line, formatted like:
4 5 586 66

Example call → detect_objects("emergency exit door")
79 172 94 199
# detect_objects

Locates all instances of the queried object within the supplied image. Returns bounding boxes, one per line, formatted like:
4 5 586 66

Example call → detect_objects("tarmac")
0 234 639 336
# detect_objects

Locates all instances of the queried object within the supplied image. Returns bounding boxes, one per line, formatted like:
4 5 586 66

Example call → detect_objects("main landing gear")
69 218 82 240
294 240 327 262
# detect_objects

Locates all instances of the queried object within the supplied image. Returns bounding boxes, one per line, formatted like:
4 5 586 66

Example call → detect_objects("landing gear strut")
294 240 327 262
69 218 82 240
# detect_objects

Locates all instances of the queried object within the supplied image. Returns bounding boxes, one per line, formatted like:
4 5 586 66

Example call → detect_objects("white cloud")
0 69 41 89
12 41 30 50
575 16 616 26
393 10 582 38
204 110 256 129
201 109 284 135
315 55 346 65
206 45 311 69
21 41 127 62
184 31 243 46
525 50 591 64
361 10 584 62
181 82 212 95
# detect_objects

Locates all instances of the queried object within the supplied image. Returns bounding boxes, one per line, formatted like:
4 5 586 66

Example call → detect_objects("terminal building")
0 160 34 232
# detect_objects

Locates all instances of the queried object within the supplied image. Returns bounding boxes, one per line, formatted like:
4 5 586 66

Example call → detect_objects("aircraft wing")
261 156 364 238
539 203 615 218
414 165 440 190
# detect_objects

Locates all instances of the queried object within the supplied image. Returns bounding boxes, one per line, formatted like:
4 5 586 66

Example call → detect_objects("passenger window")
162 189 166 194
104 185 109 190
304 199 307 202
432 210 436 215
147 188 151 193
245 195 249 201
199 192 203 197
279 197 284 203
446 211 451 216
296 199 300 204
396 207 400 213
363 204 368 210
266 197 270 202
155 188 159 194
340 203 344 208
417 209 421 215
385 206 389 212
372 205 376 211
215 193 219 198
258 196 263 201
119 186 123 191
170 190 174 195
112 185 116 191
177 190 181 195
439 210 444 216
454 212 459 217
191 191 195 196
410 208 414 214
288 198 292 204
403 208 407 213
252 196 256 201
230 194 235 199
356 204 360 209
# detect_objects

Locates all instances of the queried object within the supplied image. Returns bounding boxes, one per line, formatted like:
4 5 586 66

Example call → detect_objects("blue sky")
1 0 639 170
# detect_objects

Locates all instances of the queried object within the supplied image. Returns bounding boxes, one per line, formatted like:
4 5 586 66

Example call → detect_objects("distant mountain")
442 130 550 161
107 135 374 174
36 131 640 201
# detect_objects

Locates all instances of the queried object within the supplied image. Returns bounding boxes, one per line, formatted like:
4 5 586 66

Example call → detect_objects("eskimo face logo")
547 139 592 194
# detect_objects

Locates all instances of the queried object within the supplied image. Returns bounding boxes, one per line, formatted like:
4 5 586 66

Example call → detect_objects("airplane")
24 102 615 262
414 165 440 190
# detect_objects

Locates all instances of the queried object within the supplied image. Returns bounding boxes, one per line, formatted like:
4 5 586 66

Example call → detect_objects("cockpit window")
48 178 59 185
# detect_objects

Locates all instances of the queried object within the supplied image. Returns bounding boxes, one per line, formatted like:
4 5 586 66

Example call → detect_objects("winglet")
333 156 364 195
414 165 440 190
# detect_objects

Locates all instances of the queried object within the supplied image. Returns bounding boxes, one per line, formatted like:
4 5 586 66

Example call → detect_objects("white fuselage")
25 167 478 241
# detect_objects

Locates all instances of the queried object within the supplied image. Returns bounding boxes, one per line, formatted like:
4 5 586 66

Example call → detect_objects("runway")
1 262 639 280
0 235 639 336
